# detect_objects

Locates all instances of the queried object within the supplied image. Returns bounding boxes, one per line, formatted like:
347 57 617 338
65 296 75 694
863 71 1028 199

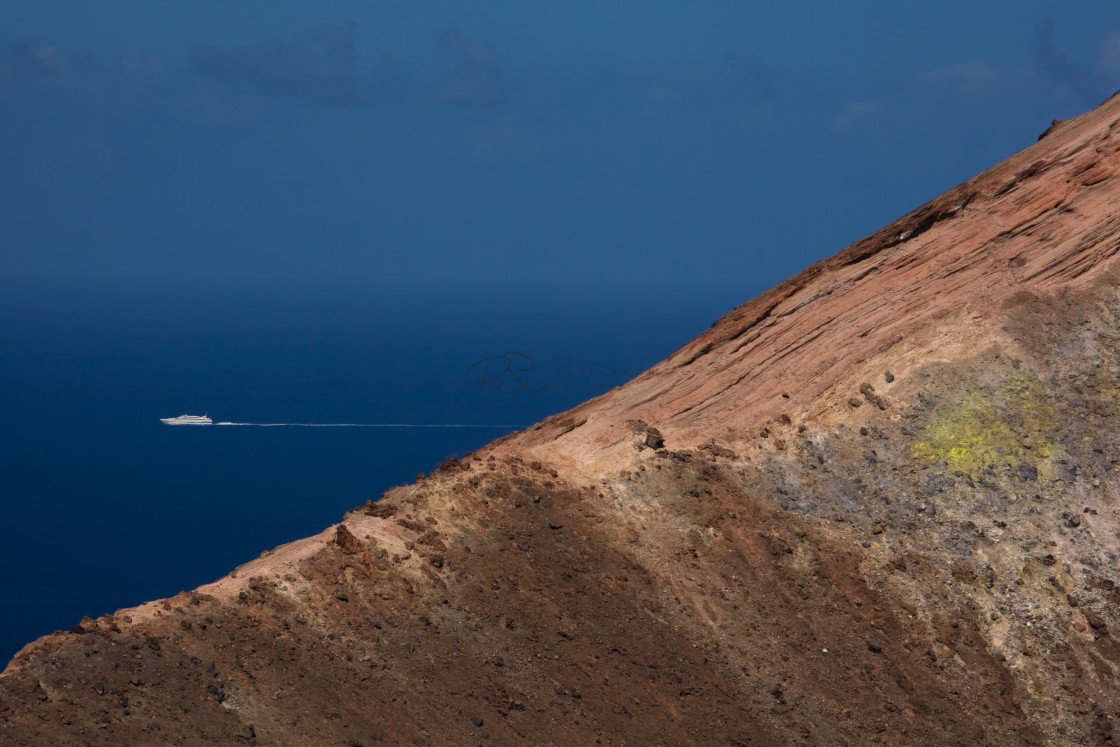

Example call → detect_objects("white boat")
161 414 212 426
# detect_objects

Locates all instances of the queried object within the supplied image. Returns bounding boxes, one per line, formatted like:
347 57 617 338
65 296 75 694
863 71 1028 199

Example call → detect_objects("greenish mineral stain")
912 374 1056 475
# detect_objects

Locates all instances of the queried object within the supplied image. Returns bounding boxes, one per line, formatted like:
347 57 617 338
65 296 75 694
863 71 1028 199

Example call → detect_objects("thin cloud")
430 29 507 105
0 40 100 83
185 26 509 107
3 27 512 112
832 99 879 130
369 53 416 102
189 23 359 104
632 53 777 116
1095 32 1120 76
0 41 168 89
723 52 777 102
1031 20 1102 104
915 61 1007 93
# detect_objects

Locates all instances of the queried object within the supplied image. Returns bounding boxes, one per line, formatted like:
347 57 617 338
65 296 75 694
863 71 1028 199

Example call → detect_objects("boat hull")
160 414 212 425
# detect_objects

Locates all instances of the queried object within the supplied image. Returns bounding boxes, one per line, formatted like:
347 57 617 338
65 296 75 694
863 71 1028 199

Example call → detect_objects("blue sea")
0 276 751 662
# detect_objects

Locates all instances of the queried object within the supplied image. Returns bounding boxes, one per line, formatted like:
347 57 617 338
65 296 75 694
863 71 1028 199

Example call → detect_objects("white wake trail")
213 422 526 428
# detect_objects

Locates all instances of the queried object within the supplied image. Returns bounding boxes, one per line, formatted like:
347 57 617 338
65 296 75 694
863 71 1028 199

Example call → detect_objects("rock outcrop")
7 92 1120 744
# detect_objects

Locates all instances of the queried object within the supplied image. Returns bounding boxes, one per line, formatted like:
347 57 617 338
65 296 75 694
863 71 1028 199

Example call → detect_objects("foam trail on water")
214 422 526 428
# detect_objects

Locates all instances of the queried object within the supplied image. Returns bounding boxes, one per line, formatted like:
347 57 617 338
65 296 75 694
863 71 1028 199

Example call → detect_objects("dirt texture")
8 93 1120 745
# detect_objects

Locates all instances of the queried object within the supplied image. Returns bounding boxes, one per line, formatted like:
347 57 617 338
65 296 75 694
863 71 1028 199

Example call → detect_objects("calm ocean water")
0 277 750 662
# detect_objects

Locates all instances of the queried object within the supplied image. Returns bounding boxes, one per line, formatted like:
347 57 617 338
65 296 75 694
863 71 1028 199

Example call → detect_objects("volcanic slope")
9 93 1120 744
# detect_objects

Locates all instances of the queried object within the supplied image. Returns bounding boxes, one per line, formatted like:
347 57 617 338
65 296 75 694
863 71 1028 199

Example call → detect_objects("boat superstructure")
160 414 212 425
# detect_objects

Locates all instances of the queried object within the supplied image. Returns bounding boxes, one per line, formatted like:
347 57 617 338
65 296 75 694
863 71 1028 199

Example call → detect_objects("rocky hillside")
6 92 1120 745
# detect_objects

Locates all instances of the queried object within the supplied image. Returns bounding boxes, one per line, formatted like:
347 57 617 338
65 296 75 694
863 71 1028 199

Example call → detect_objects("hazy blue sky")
3 3 1120 286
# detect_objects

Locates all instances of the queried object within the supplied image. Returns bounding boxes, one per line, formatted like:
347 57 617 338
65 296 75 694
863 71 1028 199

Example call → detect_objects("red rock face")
7 94 1120 745
507 92 1120 474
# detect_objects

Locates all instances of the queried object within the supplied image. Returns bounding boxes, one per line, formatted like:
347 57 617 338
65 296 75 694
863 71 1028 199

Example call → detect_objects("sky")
2 3 1120 287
